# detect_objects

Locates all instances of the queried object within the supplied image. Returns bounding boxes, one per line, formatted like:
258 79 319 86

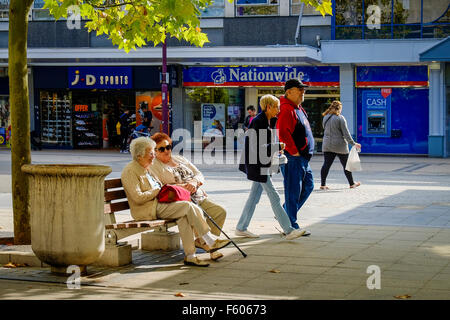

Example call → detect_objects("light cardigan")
151 155 205 186
120 160 162 221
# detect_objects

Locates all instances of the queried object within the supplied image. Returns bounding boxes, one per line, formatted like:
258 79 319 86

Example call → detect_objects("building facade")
0 0 448 156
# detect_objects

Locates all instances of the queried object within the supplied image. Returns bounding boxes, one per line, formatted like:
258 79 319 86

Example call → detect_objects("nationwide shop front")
182 65 341 151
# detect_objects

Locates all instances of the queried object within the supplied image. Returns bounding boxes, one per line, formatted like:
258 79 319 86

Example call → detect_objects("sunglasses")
157 145 173 152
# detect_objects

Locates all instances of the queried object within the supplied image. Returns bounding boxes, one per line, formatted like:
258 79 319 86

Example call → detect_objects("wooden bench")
95 178 179 267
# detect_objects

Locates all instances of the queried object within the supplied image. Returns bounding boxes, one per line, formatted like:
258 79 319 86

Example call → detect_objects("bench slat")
104 201 130 214
105 219 168 230
104 189 127 202
105 178 122 190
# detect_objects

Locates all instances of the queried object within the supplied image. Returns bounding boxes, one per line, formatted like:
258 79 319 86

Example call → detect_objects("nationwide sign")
68 67 132 89
183 66 339 87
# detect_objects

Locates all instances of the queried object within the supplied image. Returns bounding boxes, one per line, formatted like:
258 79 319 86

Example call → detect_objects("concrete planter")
22 164 111 275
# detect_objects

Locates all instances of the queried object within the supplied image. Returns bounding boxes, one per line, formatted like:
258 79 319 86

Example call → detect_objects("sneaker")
235 229 260 238
301 229 311 236
285 229 306 240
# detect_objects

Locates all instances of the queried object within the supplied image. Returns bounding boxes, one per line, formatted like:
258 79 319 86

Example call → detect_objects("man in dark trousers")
276 78 313 236
243 105 257 131
119 109 131 153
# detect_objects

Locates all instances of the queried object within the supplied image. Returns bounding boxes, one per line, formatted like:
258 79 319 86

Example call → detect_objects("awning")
420 37 450 62
0 45 322 66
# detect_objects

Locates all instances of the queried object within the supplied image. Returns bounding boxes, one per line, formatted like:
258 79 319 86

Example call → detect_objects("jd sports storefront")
33 66 176 149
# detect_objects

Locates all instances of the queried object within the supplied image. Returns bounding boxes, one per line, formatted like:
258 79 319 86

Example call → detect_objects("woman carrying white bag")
320 100 362 190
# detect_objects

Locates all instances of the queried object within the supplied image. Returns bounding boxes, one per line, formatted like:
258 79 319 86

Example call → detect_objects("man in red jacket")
276 78 314 235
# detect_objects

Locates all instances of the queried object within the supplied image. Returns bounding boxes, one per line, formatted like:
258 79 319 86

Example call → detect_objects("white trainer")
285 228 306 240
235 229 260 238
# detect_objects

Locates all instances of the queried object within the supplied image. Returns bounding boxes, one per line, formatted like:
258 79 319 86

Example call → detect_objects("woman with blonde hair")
237 94 305 240
320 100 361 190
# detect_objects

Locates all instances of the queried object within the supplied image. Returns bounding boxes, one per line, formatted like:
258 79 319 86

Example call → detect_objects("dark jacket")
239 112 282 183
276 96 314 160
119 112 131 133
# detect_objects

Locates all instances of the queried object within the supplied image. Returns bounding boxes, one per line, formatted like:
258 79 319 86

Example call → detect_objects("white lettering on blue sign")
366 98 386 106
228 68 305 83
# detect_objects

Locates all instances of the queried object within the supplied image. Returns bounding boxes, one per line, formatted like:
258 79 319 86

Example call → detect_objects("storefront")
182 65 340 150
356 65 429 155
33 66 176 149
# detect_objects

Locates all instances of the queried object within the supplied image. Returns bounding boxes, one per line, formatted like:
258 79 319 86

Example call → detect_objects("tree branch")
84 0 135 9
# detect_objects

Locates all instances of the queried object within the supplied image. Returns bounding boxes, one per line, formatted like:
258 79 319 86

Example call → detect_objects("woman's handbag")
157 184 191 203
345 146 362 172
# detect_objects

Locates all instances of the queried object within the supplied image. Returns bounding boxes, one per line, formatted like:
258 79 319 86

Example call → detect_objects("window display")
40 91 72 146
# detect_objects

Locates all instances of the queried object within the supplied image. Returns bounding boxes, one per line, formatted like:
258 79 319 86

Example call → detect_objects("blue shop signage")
68 67 132 89
361 89 392 138
183 66 339 87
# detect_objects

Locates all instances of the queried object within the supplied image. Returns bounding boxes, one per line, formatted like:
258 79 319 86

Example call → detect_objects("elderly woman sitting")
150 132 227 261
121 137 230 267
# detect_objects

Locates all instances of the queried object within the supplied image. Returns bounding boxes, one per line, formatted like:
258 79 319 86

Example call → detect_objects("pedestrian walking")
320 100 361 189
119 109 131 153
243 105 257 131
276 78 313 235
236 94 305 240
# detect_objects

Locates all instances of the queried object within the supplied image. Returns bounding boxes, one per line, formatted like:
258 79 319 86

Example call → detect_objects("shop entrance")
72 90 135 149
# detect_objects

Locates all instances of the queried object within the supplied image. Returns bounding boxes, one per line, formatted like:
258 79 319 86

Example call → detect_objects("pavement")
0 148 449 300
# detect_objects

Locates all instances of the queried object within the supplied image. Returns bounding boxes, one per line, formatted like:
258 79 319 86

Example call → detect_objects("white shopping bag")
345 146 362 172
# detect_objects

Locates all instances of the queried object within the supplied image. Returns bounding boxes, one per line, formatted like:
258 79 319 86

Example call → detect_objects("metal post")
294 2 305 45
162 38 169 134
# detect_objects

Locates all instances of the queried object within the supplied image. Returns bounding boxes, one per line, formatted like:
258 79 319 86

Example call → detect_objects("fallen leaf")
270 269 281 273
175 292 185 297
394 294 412 299
3 262 17 268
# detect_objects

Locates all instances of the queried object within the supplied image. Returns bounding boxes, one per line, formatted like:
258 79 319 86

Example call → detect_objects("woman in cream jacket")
121 137 230 267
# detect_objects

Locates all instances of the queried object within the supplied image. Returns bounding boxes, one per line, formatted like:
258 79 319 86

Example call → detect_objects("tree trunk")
8 0 34 245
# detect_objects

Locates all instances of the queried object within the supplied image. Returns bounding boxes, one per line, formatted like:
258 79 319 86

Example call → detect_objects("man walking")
276 78 313 235
243 105 257 131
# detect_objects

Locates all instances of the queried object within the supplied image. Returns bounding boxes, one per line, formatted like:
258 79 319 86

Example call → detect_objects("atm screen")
366 110 387 134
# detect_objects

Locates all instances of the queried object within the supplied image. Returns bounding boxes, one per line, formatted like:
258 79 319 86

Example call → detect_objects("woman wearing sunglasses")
150 133 228 261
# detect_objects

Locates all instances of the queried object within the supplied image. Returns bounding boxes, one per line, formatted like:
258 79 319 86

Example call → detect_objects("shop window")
200 0 225 17
183 87 245 148
0 0 8 21
39 90 73 147
291 0 323 16
333 0 450 39
236 0 279 17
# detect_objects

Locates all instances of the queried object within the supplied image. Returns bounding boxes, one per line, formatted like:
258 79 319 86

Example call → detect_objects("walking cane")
192 198 247 258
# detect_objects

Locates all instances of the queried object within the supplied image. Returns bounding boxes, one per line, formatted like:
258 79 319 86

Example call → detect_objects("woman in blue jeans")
236 94 305 240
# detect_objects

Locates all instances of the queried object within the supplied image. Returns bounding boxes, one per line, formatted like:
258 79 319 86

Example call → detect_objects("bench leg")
94 243 132 267
141 231 180 251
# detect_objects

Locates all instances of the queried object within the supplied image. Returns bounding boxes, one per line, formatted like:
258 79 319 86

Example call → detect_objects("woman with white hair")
121 137 230 267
